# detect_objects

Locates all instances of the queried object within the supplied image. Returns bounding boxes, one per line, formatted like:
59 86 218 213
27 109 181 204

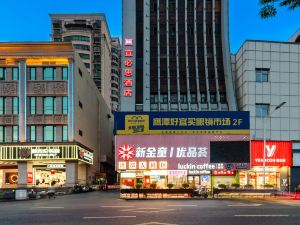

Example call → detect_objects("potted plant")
182 183 189 189
150 182 157 189
135 183 143 190
231 183 240 189
263 184 274 189
167 183 174 189
218 184 227 190
244 184 253 189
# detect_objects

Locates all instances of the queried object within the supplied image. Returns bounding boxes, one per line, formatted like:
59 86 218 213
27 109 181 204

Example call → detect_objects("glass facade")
44 126 56 142
43 97 56 114
43 67 56 80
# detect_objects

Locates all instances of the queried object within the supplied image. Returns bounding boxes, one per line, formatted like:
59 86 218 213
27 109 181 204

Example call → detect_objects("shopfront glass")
34 168 66 187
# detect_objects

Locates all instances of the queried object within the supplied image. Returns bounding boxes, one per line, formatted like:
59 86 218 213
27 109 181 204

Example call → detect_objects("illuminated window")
62 67 68 80
43 97 56 114
29 67 36 80
0 68 6 80
44 126 56 142
12 68 19 80
43 67 56 80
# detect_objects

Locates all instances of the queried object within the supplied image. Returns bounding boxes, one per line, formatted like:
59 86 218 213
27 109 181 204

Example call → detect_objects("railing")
120 189 194 199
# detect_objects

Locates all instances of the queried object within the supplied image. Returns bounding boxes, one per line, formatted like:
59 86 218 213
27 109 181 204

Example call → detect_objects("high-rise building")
111 37 121 112
0 42 114 188
50 14 112 110
121 0 237 112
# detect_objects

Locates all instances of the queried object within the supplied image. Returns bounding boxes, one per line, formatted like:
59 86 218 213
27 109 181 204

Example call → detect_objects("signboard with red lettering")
251 141 292 167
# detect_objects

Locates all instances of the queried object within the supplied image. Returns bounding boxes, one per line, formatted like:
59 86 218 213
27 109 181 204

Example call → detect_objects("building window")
29 67 36 80
0 126 4 142
12 97 19 114
220 93 227 103
12 126 19 142
12 68 19 80
73 44 90 51
256 104 269 117
62 67 68 80
79 101 83 109
191 94 197 104
30 97 36 115
79 69 82 77
44 126 56 142
43 67 56 80
43 97 56 114
62 96 68 114
0 68 6 80
0 97 5 115
201 94 207 104
63 35 90 42
84 63 90 69
79 129 83 136
79 53 90 60
180 95 187 104
29 126 36 142
210 93 217 104
62 126 68 142
150 95 158 104
256 68 269 82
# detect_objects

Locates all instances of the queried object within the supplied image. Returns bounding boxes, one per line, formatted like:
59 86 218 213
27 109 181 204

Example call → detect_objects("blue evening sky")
0 0 299 53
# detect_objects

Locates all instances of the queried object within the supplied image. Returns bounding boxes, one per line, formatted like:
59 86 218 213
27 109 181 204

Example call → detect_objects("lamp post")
263 101 286 186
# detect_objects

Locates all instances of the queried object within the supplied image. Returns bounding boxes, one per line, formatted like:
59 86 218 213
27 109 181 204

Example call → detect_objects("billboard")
116 135 250 171
251 141 292 167
114 111 250 135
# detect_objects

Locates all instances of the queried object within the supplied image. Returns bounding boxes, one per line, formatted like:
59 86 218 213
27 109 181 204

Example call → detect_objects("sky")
0 0 299 53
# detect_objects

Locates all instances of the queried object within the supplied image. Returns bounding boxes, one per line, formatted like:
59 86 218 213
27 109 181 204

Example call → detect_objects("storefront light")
144 170 168 176
120 172 136 178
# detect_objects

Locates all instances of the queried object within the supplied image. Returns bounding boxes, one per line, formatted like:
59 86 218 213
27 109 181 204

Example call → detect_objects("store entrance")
188 175 211 189
34 166 66 187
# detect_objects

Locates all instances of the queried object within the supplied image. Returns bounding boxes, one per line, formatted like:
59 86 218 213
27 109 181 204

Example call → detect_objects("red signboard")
251 141 292 167
212 170 236 176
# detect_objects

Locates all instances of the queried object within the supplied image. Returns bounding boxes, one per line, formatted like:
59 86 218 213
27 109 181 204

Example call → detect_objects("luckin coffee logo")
266 145 276 158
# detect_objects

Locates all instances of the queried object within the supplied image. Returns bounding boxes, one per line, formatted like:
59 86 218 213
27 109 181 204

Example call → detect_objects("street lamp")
263 101 286 187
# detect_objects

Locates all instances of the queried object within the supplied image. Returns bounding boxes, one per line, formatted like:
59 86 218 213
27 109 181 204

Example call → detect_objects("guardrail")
120 189 194 199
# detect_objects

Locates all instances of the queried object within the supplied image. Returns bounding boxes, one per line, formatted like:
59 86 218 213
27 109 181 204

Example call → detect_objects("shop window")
43 97 56 114
43 67 56 80
12 67 19 80
255 104 269 117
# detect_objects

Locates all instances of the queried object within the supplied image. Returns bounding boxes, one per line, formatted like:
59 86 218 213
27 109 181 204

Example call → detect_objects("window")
256 68 269 82
201 94 207 104
44 126 56 142
84 63 90 69
210 93 217 104
79 129 83 136
63 35 90 42
191 94 197 104
62 67 68 80
43 97 56 114
220 93 227 103
150 95 158 104
180 95 187 104
12 126 19 142
112 83 118 88
62 126 68 142
12 97 19 114
0 126 4 142
0 68 6 80
62 96 68 114
256 104 269 117
73 44 90 51
30 97 36 115
79 101 83 109
0 97 5 115
29 67 36 80
12 68 19 80
43 67 56 80
79 53 90 59
79 69 82 77
29 126 36 142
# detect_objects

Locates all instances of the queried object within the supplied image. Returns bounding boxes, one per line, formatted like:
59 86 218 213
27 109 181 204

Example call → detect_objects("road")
0 191 300 225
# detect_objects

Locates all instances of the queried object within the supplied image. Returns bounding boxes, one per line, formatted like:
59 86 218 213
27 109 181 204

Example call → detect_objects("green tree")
260 0 300 18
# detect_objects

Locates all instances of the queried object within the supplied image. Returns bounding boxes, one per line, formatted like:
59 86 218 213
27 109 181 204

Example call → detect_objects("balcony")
27 114 68 125
27 81 68 96
0 82 18 96
0 115 19 125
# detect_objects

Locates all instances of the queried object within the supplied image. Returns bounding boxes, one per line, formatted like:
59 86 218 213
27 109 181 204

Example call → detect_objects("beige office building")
0 42 113 188
49 14 113 111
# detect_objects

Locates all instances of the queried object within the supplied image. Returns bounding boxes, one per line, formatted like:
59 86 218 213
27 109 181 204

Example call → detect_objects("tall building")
50 14 112 110
111 37 121 112
121 0 237 112
0 42 114 188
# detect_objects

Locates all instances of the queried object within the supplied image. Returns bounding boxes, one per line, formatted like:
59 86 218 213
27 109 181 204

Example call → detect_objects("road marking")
121 208 176 213
101 206 135 208
167 205 197 207
136 222 178 225
228 204 262 207
34 207 64 209
235 215 289 217
83 216 137 219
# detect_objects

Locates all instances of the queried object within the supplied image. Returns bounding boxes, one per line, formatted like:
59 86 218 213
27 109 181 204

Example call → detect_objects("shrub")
263 184 274 188
182 183 189 189
218 184 227 190
167 183 174 189
135 183 143 189
244 184 253 189
231 183 240 189
150 182 157 189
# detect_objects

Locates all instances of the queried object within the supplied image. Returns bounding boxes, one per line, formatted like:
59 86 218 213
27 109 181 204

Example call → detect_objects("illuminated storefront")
244 141 292 190
0 144 93 188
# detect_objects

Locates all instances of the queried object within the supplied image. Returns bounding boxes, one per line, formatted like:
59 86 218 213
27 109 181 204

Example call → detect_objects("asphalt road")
1 191 300 225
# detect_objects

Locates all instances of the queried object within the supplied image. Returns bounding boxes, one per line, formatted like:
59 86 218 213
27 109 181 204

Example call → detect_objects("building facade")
0 42 114 188
111 38 121 112
121 0 237 112
233 36 300 190
50 14 113 110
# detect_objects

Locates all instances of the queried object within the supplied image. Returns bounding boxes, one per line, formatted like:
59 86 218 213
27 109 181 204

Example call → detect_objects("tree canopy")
260 0 300 18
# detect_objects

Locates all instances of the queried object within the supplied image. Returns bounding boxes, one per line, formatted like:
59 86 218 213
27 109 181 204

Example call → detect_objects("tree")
260 0 300 18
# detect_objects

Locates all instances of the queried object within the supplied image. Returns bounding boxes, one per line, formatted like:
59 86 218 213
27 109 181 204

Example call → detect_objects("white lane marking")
167 205 197 207
83 216 137 219
101 206 135 208
235 215 289 217
228 204 262 207
34 207 64 209
137 222 178 225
